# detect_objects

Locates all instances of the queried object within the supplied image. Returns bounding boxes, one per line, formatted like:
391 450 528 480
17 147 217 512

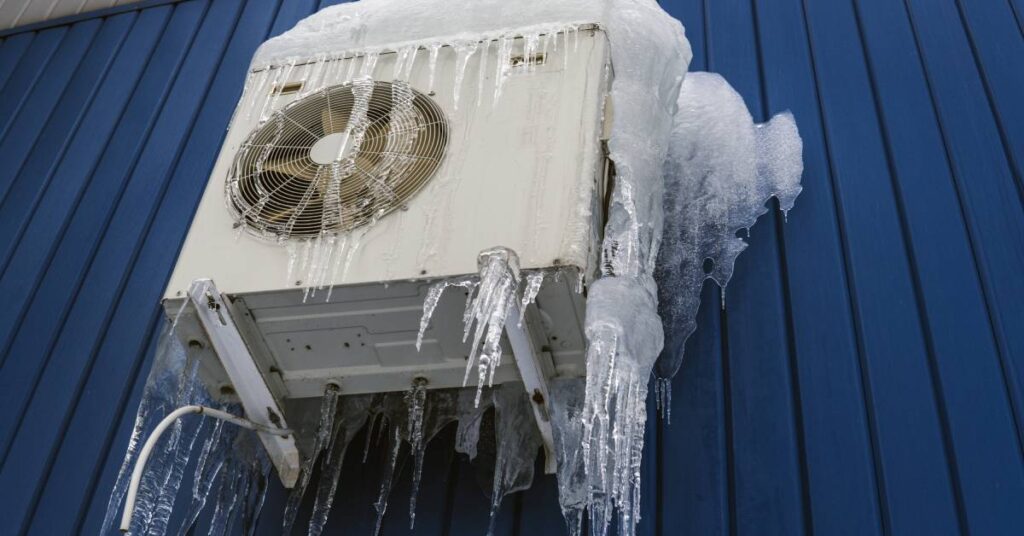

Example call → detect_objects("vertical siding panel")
13 7 172 532
702 2 809 535
898 0 1024 532
901 0 1024 415
0 32 32 89
954 0 1024 186
0 0 203 490
0 27 64 130
856 0 1024 534
753 1 884 535
0 4 191 363
0 21 97 203
77 320 160 534
0 0 248 532
802 1 968 534
0 19 105 454
0 13 133 281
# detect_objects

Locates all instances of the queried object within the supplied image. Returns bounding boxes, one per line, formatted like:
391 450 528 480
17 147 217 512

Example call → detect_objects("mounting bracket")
505 301 557 474
187 279 301 487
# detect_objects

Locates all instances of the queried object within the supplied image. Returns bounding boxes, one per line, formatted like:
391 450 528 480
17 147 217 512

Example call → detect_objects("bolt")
532 389 545 405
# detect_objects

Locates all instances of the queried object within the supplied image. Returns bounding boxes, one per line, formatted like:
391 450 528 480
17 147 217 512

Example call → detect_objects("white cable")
119 405 291 533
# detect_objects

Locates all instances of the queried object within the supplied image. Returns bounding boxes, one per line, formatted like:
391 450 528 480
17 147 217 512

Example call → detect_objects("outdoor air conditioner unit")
162 26 612 486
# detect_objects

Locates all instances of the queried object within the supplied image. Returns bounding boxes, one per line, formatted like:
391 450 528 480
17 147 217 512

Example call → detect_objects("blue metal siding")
0 0 1020 534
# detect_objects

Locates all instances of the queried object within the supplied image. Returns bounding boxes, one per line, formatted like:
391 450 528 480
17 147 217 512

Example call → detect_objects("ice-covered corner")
105 0 802 535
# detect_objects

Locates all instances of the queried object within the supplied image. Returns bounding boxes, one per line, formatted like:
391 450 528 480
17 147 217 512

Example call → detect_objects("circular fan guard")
227 81 447 239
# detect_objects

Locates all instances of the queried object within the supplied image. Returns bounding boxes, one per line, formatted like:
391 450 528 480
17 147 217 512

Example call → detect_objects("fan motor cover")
226 81 448 239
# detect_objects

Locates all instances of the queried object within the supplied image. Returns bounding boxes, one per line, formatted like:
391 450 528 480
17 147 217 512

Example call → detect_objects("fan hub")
309 131 353 165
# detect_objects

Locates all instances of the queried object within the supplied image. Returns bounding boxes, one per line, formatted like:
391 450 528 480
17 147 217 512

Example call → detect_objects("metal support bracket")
506 301 557 474
187 279 301 487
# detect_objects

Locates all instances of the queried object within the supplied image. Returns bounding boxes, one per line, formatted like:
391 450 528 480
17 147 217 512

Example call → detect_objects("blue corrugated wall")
0 0 1021 534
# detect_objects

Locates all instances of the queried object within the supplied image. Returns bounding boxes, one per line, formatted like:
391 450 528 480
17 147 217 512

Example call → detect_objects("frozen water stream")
653 72 804 408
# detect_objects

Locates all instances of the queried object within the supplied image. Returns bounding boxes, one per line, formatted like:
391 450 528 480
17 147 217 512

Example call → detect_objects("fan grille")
227 81 447 239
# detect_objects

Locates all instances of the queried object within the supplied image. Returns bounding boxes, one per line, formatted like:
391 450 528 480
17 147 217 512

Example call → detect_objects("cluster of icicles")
229 24 589 301
416 247 560 408
101 319 583 536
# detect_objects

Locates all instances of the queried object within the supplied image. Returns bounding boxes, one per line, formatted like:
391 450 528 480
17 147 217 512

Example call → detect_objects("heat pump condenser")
163 26 612 483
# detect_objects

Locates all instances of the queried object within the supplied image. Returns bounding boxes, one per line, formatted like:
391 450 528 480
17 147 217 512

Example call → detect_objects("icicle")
476 39 491 108
462 247 521 407
308 395 372 536
130 352 209 536
176 417 230 536
207 459 244 536
487 384 542 535
452 41 479 110
427 43 441 93
363 412 382 463
654 377 672 424
549 379 587 536
578 277 663 536
417 281 448 351
406 379 429 529
373 426 403 536
455 386 493 459
518 271 545 327
237 435 272 536
282 385 341 535
493 36 514 105
416 277 476 351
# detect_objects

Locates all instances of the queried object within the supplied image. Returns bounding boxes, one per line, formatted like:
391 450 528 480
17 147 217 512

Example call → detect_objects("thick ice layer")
103 323 272 536
281 385 341 534
654 72 803 385
489 384 543 534
548 379 588 536
307 394 372 536
580 277 663 536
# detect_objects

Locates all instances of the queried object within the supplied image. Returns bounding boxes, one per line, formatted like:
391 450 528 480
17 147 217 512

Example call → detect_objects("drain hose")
119 405 291 532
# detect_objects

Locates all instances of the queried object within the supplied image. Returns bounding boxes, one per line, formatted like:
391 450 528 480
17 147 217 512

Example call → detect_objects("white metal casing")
162 28 611 404
166 28 610 297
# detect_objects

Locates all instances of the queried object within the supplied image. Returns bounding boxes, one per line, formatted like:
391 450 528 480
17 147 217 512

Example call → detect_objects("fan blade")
322 107 347 135
263 156 319 181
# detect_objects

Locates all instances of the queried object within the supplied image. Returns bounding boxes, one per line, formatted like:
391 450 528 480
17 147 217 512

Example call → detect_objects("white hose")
119 405 291 533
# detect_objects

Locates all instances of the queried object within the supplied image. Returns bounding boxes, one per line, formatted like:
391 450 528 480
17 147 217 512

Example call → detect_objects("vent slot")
511 53 546 67
274 81 304 95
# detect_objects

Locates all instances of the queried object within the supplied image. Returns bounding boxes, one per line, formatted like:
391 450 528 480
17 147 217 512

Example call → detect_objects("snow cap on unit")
253 0 690 72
